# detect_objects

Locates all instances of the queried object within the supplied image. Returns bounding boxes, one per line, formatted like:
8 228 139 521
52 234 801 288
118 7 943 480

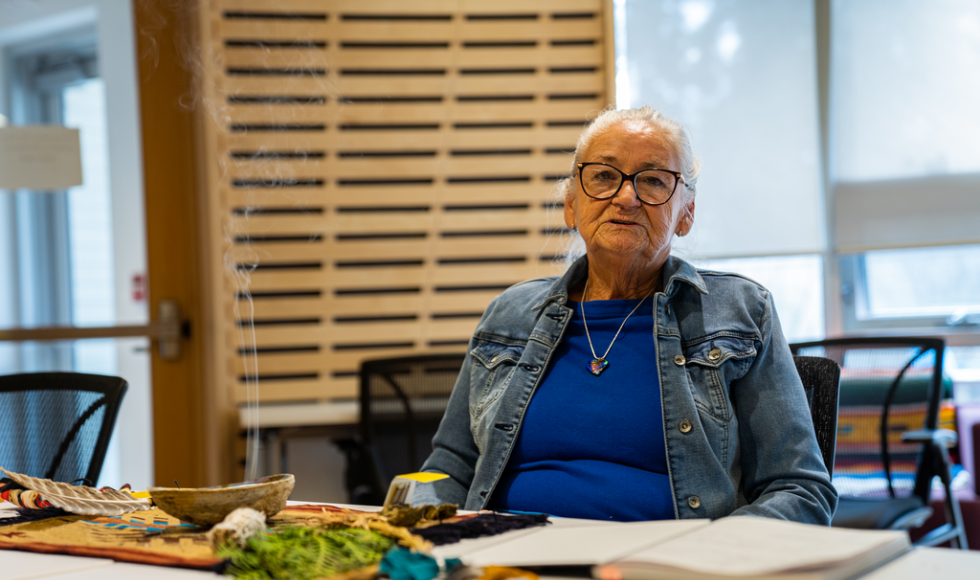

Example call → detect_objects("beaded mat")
0 504 413 570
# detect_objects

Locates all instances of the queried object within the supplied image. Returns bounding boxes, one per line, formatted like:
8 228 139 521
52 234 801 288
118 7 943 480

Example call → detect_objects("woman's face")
564 121 695 272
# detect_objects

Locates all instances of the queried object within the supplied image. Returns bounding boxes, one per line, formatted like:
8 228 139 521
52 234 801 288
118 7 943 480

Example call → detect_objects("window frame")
839 253 980 342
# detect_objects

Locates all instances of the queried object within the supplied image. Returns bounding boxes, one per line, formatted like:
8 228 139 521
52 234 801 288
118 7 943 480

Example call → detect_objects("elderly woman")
417 106 836 524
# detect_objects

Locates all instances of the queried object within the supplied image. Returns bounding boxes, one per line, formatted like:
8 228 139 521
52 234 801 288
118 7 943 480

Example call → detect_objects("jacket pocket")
682 334 758 422
468 337 525 421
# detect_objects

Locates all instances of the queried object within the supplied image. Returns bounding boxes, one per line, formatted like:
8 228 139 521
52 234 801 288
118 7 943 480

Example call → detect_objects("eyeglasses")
577 162 685 206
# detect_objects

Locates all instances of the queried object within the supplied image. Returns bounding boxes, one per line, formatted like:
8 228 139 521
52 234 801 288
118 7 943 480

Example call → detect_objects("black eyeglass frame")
576 162 687 206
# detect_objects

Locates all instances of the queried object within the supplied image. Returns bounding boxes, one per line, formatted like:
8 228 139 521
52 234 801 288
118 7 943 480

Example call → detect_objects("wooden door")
135 0 233 487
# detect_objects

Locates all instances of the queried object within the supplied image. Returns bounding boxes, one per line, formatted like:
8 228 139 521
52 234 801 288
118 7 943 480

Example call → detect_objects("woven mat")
0 504 429 570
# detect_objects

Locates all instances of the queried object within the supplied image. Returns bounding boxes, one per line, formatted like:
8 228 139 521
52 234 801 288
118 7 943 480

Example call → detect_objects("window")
2 40 124 484
64 77 117 374
832 0 980 335
840 244 980 331
832 0 980 182
692 255 824 342
619 0 826 344
619 0 980 349
4 44 117 372
1 4 153 490
948 346 980 403
620 0 824 260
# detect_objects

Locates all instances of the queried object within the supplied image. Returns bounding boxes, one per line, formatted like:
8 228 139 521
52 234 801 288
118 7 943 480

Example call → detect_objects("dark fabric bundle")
0 506 70 525
410 512 549 546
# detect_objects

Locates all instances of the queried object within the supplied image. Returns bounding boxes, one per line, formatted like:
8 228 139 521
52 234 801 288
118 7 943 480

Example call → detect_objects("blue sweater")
487 298 673 521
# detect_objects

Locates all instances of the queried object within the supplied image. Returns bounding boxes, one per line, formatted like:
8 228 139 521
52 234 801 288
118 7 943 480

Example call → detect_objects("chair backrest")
793 355 841 477
359 354 466 498
0 372 127 485
790 337 946 504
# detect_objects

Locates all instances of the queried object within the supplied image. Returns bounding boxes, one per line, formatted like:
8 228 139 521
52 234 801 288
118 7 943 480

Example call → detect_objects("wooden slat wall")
199 0 613 406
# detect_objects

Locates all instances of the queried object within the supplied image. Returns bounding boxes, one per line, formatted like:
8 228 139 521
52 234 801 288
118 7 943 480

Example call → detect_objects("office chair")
347 355 842 504
791 337 967 549
0 372 128 485
353 353 466 504
794 355 841 476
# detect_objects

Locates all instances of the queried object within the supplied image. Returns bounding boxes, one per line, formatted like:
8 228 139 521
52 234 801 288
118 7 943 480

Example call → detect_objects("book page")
432 527 545 561
432 516 626 560
616 517 910 577
455 519 710 568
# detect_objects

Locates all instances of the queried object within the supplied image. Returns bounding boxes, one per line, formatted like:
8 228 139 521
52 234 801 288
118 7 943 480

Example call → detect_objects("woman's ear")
564 189 577 229
676 197 695 237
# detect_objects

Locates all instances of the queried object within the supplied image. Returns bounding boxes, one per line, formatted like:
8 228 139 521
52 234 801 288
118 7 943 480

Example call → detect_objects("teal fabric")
379 549 462 580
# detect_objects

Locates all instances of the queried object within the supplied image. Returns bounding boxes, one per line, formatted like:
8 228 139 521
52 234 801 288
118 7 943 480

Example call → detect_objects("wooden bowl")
149 473 295 526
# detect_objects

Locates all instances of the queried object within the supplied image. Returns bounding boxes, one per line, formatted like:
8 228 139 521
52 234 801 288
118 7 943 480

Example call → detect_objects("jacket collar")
661 254 709 297
532 254 707 311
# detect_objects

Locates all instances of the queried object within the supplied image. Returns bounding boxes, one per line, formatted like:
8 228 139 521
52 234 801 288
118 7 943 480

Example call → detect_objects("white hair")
552 106 701 264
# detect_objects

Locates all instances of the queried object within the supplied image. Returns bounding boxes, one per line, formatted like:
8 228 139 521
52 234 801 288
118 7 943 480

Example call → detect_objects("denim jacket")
418 255 837 524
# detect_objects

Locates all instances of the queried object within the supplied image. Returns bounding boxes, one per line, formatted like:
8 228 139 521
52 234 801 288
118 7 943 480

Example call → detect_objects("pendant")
588 358 609 376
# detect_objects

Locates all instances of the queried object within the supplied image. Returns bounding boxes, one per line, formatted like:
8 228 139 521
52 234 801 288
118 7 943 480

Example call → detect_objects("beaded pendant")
588 358 609 376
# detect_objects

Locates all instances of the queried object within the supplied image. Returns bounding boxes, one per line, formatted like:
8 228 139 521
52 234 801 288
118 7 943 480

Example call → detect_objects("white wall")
0 0 153 490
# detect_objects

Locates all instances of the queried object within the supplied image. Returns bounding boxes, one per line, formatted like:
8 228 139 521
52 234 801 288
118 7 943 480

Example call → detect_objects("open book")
437 516 910 580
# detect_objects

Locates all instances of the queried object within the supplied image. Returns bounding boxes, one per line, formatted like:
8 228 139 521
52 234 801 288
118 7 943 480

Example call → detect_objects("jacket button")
708 348 722 361
687 495 701 509
679 419 693 433
673 354 686 366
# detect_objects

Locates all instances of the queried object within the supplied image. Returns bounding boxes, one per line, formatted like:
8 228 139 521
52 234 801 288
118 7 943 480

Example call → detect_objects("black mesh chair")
354 354 466 504
791 337 968 549
794 355 841 476
0 372 127 485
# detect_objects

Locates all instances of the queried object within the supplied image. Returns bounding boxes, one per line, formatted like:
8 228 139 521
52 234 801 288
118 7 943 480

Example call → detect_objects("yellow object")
837 405 928 445
130 490 152 499
479 566 538 580
939 400 957 432
383 473 450 509
396 473 449 483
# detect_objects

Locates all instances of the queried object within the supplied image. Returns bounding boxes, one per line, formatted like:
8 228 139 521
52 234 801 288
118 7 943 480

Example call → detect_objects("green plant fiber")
216 526 396 580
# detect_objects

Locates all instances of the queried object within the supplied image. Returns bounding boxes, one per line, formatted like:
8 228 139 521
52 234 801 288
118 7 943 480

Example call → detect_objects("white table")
3 545 980 580
0 558 217 580
0 552 113 580
3 501 980 579
858 547 980 579
238 401 359 475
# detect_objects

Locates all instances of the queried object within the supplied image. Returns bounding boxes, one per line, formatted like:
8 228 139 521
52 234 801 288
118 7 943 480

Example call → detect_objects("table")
3 543 979 580
3 503 980 580
858 548 980 579
237 401 359 476
239 401 359 431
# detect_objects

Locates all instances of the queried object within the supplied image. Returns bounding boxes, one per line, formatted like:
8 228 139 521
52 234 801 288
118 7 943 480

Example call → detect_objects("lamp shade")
0 126 83 190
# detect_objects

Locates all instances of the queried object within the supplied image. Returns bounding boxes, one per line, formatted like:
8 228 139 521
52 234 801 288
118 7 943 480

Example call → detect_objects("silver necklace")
580 279 655 376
